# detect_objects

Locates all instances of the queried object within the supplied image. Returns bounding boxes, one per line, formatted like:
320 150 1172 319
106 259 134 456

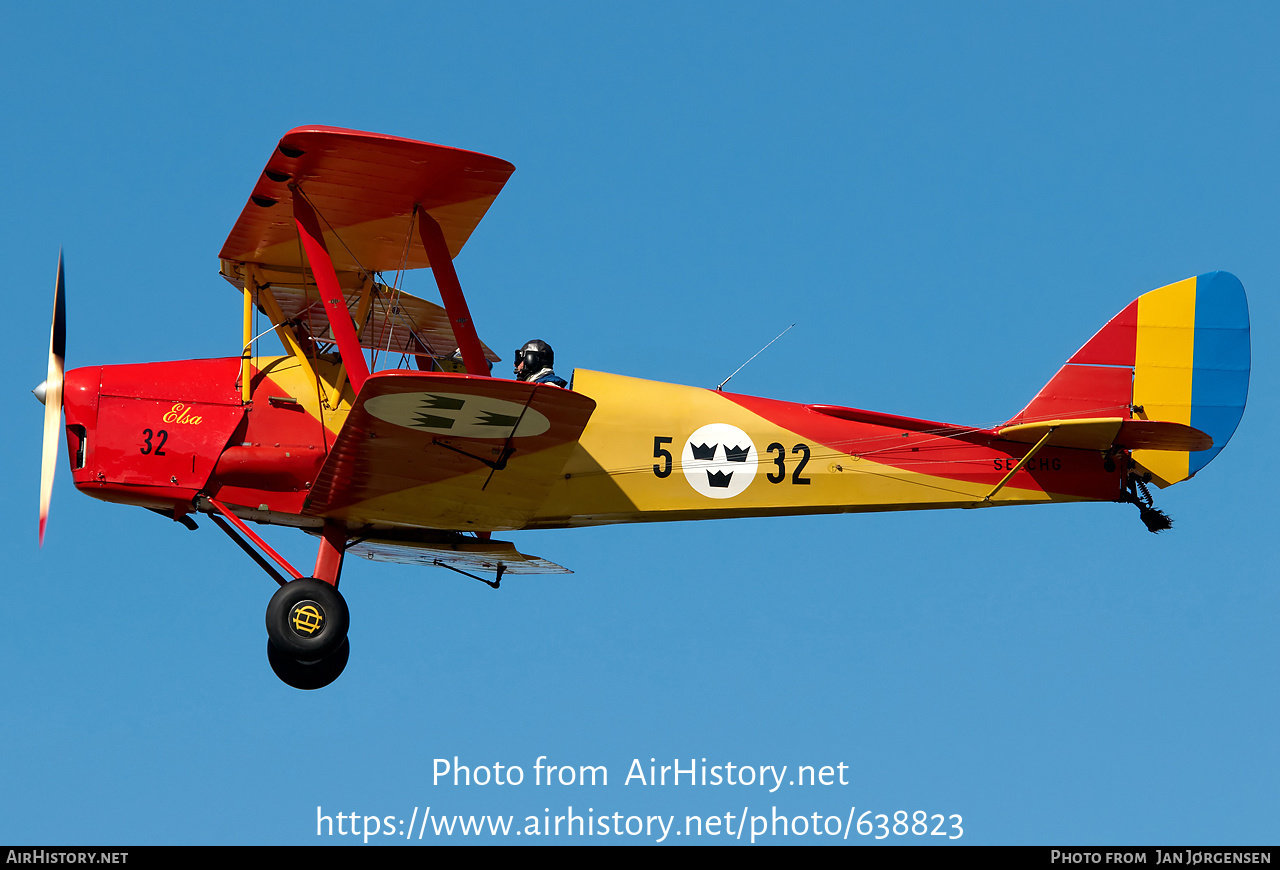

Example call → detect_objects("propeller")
36 251 66 546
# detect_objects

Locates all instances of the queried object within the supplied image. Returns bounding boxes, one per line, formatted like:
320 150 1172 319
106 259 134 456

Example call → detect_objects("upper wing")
219 127 514 369
219 126 515 274
304 371 596 531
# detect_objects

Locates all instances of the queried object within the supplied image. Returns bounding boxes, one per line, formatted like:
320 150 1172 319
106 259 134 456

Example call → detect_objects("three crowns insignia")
689 442 750 488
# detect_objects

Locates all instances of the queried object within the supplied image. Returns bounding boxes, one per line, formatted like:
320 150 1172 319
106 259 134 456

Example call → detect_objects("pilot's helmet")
514 339 554 381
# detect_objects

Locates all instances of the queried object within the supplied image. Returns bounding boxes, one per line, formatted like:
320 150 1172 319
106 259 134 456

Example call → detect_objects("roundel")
682 423 758 499
364 392 550 438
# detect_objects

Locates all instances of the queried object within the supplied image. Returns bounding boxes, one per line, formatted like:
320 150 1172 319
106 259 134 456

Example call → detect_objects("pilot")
514 339 568 387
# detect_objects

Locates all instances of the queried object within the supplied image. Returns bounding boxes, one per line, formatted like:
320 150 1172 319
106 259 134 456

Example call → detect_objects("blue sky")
2 2 1276 845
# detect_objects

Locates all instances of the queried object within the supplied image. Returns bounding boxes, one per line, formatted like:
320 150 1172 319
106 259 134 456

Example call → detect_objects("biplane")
36 127 1251 689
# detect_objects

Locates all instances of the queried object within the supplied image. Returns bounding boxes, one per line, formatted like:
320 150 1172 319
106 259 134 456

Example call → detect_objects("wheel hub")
289 600 325 636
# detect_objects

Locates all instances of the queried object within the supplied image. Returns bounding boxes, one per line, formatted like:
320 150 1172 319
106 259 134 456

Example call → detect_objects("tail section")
1008 272 1249 487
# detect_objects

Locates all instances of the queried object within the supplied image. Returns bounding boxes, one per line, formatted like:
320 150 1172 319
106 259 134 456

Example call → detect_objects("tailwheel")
265 577 350 662
268 637 350 690
1125 473 1173 533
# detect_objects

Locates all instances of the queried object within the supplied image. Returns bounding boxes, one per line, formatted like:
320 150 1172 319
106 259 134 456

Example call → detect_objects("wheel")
268 637 350 690
265 578 349 662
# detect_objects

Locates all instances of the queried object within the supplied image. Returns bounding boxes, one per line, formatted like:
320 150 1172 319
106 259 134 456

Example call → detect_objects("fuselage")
60 356 1126 533
61 355 345 525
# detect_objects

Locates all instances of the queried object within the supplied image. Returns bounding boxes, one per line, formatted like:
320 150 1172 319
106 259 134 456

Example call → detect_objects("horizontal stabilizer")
996 418 1213 452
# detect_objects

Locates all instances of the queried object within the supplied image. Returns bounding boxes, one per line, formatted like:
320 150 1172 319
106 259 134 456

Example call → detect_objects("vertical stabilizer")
1007 272 1249 487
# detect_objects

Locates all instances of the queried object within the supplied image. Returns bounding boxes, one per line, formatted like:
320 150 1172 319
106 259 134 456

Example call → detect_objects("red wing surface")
219 126 514 274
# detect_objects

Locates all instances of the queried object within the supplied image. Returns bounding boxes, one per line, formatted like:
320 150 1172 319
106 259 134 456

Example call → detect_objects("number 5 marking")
652 436 673 478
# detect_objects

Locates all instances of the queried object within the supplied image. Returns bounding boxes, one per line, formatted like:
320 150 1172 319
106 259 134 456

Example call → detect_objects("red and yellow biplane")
36 127 1251 688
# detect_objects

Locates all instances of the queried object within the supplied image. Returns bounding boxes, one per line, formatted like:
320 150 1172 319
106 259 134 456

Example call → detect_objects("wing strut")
416 207 491 376
432 558 506 590
291 189 371 394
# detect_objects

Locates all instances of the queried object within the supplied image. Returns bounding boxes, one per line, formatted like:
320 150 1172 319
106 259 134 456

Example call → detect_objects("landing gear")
1125 473 1173 533
268 637 350 690
265 578 350 661
263 577 351 689
205 502 355 689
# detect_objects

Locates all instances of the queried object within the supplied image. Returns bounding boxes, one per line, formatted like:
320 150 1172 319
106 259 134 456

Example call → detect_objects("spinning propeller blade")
38 251 66 546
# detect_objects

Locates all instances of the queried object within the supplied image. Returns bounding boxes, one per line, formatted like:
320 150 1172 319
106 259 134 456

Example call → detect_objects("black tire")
267 637 350 690
265 578 349 662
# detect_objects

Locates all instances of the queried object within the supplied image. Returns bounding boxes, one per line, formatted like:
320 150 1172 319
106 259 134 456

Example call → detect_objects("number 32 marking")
767 442 810 485
140 428 168 456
